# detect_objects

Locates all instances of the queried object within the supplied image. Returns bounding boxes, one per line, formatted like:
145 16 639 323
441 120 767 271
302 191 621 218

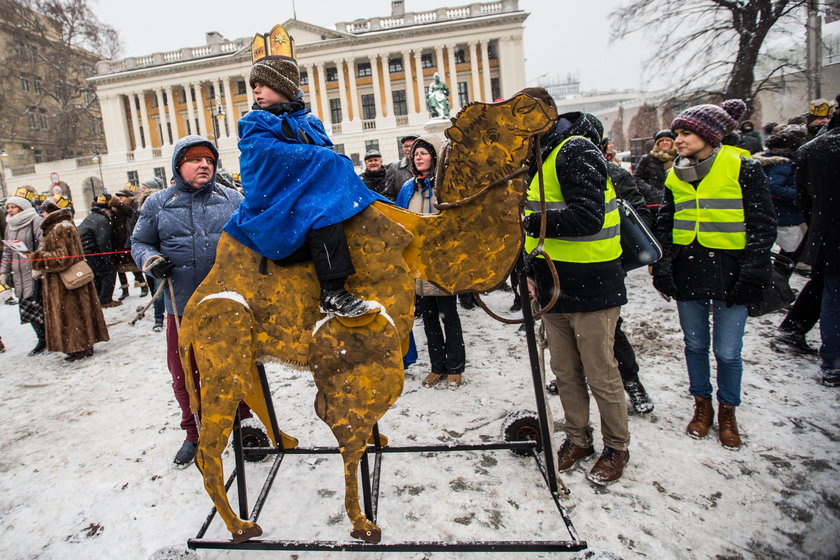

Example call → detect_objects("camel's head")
439 93 557 201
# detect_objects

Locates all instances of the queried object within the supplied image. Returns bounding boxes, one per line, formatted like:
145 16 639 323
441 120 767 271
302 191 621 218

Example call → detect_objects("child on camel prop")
223 25 383 318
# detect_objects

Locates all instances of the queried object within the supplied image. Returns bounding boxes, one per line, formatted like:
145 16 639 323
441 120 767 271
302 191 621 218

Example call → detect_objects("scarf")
253 98 307 116
6 207 38 231
672 147 720 184
651 146 678 170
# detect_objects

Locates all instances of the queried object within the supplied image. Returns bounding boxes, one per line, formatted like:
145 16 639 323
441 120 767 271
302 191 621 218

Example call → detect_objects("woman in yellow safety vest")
652 99 776 451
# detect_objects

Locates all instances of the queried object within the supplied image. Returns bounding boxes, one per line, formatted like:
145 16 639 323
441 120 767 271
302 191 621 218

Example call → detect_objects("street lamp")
91 152 104 197
0 150 8 198
211 100 225 148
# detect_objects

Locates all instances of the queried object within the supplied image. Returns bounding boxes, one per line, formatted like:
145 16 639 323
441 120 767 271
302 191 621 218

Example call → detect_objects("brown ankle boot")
718 403 742 450
686 396 714 439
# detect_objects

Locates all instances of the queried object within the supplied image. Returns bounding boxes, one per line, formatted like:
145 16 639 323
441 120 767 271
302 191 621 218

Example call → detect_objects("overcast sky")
95 0 649 92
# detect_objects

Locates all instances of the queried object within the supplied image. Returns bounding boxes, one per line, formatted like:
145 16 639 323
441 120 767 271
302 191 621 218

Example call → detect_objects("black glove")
150 257 176 279
652 274 678 299
521 212 541 236
727 279 765 307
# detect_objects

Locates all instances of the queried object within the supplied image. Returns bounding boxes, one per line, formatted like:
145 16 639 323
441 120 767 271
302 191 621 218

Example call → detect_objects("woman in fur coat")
30 200 109 361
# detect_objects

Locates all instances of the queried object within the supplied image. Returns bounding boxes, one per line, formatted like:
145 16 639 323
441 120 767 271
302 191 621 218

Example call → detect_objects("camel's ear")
446 125 464 143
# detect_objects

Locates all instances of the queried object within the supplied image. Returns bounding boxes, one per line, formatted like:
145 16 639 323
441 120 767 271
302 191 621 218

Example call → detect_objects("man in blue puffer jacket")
131 135 248 467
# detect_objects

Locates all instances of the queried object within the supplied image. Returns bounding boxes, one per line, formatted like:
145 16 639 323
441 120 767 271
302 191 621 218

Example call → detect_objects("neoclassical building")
3 0 527 212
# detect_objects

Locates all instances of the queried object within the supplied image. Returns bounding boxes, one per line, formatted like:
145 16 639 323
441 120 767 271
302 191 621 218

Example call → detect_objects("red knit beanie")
670 99 747 146
178 145 216 167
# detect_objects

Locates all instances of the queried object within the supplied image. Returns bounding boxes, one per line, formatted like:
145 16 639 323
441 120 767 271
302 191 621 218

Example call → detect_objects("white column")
245 76 255 109
214 79 226 136
336 59 349 123
380 54 394 118
480 40 492 102
347 57 359 121
369 55 383 119
447 44 460 114
165 85 179 140
468 42 480 105
99 94 131 154
127 92 143 150
194 82 208 137
306 64 319 119
222 77 236 138
403 50 416 116
316 62 331 127
154 88 169 146
413 50 425 116
184 83 197 137
434 46 445 76
137 91 151 148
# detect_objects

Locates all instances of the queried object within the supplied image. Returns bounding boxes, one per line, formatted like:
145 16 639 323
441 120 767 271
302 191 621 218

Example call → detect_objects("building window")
361 94 376 120
163 92 169 106
20 75 31 92
357 62 372 77
421 53 434 68
154 167 166 182
365 139 379 152
388 58 403 73
151 94 158 108
237 80 247 95
127 170 139 186
454 48 466 64
326 67 339 82
177 89 186 104
392 90 407 116
33 77 42 95
491 77 501 102
299 71 308 85
334 143 345 154
329 98 342 123
139 127 145 146
33 149 43 163
39 109 48 129
26 107 36 129
488 40 498 60
208 85 216 100
458 82 469 107
27 45 37 64
184 114 191 135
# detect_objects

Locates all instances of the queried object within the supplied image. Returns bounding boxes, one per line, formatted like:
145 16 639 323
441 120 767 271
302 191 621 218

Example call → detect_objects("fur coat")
30 209 109 353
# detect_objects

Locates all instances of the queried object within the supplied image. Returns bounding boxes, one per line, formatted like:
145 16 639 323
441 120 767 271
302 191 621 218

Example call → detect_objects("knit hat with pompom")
670 99 747 146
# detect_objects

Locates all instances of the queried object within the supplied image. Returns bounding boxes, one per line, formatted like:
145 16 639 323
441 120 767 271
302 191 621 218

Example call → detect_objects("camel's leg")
186 297 263 544
309 315 405 543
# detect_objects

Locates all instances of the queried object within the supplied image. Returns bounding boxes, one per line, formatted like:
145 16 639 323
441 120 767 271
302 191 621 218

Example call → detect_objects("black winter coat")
78 208 115 273
607 161 652 229
358 168 389 198
796 124 840 279
383 158 413 202
653 156 776 301
523 112 627 313
633 154 669 208
738 130 763 154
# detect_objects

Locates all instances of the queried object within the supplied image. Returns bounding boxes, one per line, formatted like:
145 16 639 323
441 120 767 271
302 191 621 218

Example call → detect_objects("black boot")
118 285 130 300
139 283 149 297
624 379 654 414
29 323 47 356
320 288 374 317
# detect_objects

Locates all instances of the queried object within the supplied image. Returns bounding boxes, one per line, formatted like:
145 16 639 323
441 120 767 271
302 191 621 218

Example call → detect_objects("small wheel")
240 426 270 462
502 411 542 457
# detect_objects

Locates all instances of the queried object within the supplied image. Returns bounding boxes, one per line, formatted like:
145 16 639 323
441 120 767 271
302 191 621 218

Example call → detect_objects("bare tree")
610 0 806 116
0 0 122 162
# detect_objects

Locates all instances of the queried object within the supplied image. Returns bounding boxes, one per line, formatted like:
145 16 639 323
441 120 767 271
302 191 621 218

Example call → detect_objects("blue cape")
224 109 381 259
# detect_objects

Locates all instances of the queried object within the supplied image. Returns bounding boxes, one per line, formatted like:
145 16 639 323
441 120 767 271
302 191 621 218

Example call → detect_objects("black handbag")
747 254 797 317
617 197 663 272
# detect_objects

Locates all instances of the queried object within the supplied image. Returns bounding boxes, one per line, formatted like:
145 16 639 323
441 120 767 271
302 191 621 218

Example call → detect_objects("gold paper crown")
123 182 137 193
251 24 295 63
809 99 835 118
95 194 109 205
34 193 47 202
14 187 34 201
51 195 71 208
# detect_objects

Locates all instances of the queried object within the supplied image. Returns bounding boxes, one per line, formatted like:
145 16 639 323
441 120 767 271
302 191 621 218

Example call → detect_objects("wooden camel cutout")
178 93 557 544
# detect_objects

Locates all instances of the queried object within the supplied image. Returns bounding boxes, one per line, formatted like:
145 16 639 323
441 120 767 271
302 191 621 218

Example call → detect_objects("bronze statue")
426 72 451 118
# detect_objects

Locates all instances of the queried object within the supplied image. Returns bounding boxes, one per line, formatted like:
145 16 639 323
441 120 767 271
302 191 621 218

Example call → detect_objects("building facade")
3 0 527 213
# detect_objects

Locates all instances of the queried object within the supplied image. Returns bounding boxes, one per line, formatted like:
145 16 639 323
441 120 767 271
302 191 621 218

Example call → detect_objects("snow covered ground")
0 269 837 560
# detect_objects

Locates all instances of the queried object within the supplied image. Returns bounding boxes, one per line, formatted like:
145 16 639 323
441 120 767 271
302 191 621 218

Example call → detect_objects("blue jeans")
820 277 840 373
676 299 748 406
145 274 165 323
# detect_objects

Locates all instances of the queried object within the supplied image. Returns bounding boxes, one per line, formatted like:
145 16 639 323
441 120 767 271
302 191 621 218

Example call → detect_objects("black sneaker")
28 340 47 357
320 289 374 317
822 370 840 387
509 298 522 312
773 330 818 355
173 441 198 467
153 321 164 333
624 379 654 414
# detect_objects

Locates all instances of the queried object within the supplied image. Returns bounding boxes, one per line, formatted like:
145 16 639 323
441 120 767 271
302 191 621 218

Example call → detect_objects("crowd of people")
1 53 836 484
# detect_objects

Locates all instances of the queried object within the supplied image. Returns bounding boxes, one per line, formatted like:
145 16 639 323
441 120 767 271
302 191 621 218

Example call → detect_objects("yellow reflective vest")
664 147 746 250
524 136 622 263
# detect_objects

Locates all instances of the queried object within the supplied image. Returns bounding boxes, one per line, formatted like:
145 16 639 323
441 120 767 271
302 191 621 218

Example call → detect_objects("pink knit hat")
671 99 747 146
